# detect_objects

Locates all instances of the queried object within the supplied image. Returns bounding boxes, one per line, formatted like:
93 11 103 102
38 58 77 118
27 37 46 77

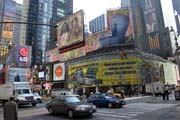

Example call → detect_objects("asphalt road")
0 96 180 120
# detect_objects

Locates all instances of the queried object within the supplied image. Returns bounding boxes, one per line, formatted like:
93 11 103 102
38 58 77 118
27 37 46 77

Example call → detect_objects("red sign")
20 48 29 57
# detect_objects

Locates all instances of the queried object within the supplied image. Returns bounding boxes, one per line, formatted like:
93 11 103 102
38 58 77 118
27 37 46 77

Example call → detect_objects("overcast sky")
74 0 120 23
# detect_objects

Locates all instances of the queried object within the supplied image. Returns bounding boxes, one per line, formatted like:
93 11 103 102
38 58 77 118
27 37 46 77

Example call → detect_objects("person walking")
4 96 18 120
165 85 169 101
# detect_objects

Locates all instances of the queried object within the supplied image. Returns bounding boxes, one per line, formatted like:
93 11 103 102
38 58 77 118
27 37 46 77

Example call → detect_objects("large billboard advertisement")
53 63 65 81
46 47 86 63
8 67 28 82
98 9 134 47
57 10 84 52
143 0 159 33
1 18 14 39
68 58 142 87
7 45 32 67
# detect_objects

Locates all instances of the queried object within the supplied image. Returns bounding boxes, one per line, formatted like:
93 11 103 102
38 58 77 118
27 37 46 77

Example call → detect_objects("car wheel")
48 107 54 115
68 109 74 119
32 103 36 107
108 103 112 108
119 103 122 108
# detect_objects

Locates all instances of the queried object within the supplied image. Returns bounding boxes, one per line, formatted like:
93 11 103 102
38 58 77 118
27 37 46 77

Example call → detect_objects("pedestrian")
162 86 165 100
165 85 169 100
120 89 124 99
4 96 18 120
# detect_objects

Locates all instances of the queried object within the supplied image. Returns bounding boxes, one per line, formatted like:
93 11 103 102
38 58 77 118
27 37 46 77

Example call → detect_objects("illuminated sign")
19 47 29 62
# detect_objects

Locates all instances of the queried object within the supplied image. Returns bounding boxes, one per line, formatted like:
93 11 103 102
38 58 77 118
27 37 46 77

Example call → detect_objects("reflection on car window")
65 96 80 103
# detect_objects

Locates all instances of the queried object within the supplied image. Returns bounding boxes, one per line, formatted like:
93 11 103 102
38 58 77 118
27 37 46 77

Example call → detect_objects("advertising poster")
57 10 84 51
9 67 27 82
46 48 62 63
62 47 86 61
107 9 133 38
143 0 159 33
7 45 32 67
53 63 65 81
1 18 14 39
85 34 100 53
98 9 134 47
68 58 142 86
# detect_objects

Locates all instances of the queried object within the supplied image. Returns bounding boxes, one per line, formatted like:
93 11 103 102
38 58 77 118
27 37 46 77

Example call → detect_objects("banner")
68 58 142 86
143 0 159 33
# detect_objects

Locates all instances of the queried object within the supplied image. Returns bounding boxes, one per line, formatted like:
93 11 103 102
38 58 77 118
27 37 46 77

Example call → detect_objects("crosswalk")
94 103 177 120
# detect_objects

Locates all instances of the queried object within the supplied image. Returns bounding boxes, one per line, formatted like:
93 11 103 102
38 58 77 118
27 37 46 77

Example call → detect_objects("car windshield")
65 96 81 103
34 93 40 96
18 89 30 94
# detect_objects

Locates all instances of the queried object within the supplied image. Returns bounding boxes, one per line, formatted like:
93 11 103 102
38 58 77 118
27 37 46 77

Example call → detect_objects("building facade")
130 0 176 58
89 14 107 33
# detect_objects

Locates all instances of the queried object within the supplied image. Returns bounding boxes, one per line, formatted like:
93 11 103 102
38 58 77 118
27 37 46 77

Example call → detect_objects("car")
46 95 96 118
51 90 79 98
174 85 180 100
87 93 126 108
33 92 42 103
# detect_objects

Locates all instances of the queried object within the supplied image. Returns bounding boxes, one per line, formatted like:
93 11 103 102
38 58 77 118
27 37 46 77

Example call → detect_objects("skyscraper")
27 0 73 66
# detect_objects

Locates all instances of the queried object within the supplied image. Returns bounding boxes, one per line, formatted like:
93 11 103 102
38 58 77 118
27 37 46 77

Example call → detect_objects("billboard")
57 10 84 52
1 18 14 39
46 47 86 63
7 45 32 67
98 9 134 47
8 67 28 82
107 9 133 38
68 58 142 86
143 0 159 33
46 48 62 63
53 63 65 81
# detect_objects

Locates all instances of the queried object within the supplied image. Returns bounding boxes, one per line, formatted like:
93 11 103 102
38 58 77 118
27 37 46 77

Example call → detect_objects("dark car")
175 85 180 100
87 93 126 108
46 95 96 118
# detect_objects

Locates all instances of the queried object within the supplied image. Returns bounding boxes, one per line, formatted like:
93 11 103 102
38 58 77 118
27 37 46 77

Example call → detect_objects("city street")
0 95 180 120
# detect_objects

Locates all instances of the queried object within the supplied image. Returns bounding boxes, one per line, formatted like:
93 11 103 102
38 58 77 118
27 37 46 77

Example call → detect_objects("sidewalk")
146 94 180 104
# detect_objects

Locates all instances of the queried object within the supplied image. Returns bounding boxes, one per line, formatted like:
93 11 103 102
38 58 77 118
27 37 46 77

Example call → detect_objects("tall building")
121 0 130 8
89 14 107 33
172 0 180 34
27 0 73 66
130 0 176 58
0 0 29 45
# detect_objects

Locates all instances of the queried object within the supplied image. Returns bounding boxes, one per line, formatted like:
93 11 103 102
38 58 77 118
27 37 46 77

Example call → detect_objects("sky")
14 0 121 22
74 0 120 23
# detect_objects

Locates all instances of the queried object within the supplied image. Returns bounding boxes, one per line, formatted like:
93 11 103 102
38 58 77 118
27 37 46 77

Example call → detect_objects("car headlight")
75 106 85 111
115 100 120 103
93 105 96 109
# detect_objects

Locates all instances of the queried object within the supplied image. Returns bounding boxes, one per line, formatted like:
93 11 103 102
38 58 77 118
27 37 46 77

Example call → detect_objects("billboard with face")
98 9 134 47
57 10 84 51
143 0 159 33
